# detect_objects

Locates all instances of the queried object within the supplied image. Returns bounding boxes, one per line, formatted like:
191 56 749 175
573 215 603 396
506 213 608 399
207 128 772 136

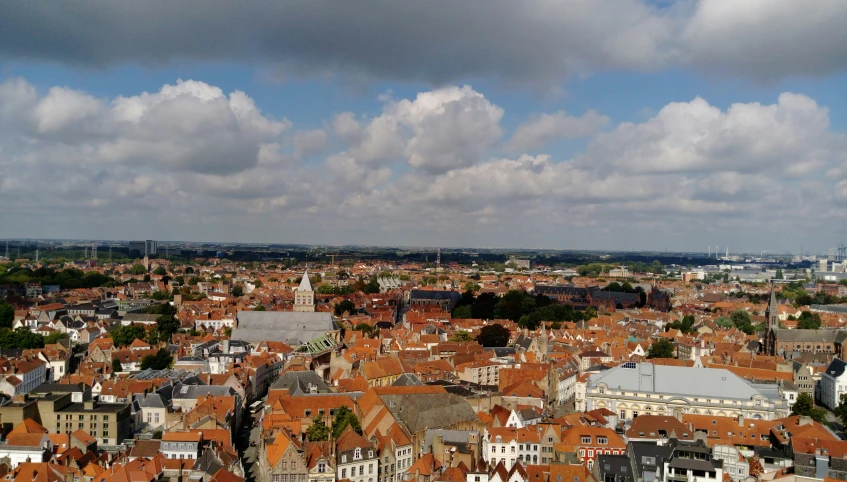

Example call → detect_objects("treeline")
452 290 598 329
0 266 115 289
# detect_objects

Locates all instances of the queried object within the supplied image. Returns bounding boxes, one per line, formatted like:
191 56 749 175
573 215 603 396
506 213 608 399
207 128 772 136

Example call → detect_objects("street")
237 409 263 482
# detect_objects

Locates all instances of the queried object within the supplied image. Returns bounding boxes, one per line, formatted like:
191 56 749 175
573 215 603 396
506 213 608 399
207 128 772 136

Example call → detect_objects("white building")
711 445 749 482
0 432 51 467
482 427 541 471
819 358 847 410
161 432 201 460
585 362 790 421
659 440 724 482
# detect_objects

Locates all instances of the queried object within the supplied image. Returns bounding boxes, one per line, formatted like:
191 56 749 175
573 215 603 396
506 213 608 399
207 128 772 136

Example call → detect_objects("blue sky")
0 0 846 253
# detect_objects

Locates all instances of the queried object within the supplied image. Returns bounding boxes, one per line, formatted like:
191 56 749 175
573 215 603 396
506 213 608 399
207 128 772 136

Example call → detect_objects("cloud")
578 93 840 176
680 0 847 80
0 78 289 174
1 78 845 250
2 1 845 84
508 110 609 151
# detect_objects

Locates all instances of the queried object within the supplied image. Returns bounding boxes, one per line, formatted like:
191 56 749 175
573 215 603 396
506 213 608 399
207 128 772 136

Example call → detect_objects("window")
354 448 362 460
511 446 516 453
341 469 346 478
491 447 496 453
581 436 591 444
501 447 506 454
359 466 364 476
305 410 311 417
597 437 608 445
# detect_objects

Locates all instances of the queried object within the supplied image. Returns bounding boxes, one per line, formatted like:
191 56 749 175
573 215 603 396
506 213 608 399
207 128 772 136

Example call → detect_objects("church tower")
294 269 316 312
763 283 779 355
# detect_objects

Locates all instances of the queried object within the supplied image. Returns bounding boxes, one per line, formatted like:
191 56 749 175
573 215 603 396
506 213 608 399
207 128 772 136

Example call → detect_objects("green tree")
646 338 675 359
0 301 14 329
140 349 173 370
834 394 847 428
130 264 147 275
714 317 734 328
307 416 330 441
334 300 355 316
775 269 784 280
254 304 266 311
0 328 44 349
363 277 381 294
231 285 244 297
331 406 362 439
730 310 751 326
797 311 822 330
449 330 473 342
44 331 69 345
791 393 828 423
112 358 123 373
476 323 510 347
153 266 167 276
452 305 472 319
110 324 146 347
464 282 481 292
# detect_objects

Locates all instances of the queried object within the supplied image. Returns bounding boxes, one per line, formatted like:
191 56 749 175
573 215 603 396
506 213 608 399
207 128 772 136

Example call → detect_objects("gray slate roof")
378 391 478 433
588 362 771 400
231 310 337 344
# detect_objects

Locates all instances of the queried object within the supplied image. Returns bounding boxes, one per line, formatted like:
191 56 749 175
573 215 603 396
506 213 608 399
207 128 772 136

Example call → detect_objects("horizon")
1 2 846 252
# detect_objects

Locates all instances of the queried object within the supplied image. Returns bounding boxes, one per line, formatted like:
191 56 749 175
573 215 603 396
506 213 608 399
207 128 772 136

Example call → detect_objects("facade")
456 361 502 386
294 270 316 313
711 445 749 482
585 362 790 421
336 427 378 482
34 394 132 446
128 240 158 256
819 358 847 410
482 427 541 471
161 432 201 459
658 439 724 482
0 357 48 396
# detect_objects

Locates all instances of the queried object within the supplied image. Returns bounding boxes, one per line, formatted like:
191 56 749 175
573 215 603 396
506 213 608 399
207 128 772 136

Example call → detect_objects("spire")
298 270 313 292
766 282 779 330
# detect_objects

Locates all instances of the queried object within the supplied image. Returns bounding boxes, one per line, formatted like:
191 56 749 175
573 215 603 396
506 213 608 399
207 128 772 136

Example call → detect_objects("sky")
1 0 846 254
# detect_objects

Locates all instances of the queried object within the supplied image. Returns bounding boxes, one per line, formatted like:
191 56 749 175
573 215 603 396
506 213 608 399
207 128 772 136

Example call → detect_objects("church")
229 270 339 348
762 284 847 360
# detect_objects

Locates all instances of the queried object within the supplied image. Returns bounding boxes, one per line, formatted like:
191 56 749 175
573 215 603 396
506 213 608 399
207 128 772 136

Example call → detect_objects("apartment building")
456 361 501 386
31 388 131 446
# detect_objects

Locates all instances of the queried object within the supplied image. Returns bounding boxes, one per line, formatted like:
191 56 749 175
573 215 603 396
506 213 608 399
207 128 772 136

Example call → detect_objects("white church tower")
294 270 316 312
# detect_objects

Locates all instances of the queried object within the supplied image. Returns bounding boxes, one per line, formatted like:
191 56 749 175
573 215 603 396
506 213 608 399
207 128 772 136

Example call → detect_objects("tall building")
294 270 316 312
128 240 158 256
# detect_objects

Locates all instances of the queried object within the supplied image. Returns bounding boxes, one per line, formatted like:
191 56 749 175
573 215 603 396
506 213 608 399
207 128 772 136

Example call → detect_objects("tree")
797 311 822 330
0 301 14 329
363 277 381 294
307 416 330 441
775 269 784 280
791 393 828 423
110 324 146 347
140 349 173 370
153 266 167 276
254 304 266 311
449 330 473 342
646 338 675 359
231 285 244 297
452 305 472 319
130 264 147 275
476 324 510 347
334 300 355 316
45 331 69 345
714 317 734 328
464 282 481 292
0 328 44 349
730 310 751 326
331 406 362 439
834 394 847 428
112 358 123 373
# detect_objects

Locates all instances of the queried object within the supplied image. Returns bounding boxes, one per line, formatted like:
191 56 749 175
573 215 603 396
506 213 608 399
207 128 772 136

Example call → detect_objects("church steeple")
294 269 316 312
766 282 779 330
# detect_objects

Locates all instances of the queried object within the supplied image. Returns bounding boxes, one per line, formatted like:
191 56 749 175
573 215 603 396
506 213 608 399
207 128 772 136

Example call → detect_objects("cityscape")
2 2 847 482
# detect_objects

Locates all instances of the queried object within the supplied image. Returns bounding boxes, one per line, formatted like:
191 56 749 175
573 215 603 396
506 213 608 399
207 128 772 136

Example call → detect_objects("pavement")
237 409 263 482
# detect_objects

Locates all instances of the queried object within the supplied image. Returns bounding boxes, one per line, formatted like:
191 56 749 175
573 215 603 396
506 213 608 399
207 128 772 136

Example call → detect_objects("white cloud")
1 79 845 250
579 93 838 175
0 78 290 174
391 85 504 174
508 110 609 151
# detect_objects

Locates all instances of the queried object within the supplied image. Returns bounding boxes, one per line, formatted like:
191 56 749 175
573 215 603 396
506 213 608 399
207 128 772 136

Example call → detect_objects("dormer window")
354 447 361 460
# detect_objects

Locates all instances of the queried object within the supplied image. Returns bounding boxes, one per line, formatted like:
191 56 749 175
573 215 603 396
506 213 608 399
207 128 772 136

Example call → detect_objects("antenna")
92 245 97 260
36 248 39 263
436 248 441 272
109 245 112 261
